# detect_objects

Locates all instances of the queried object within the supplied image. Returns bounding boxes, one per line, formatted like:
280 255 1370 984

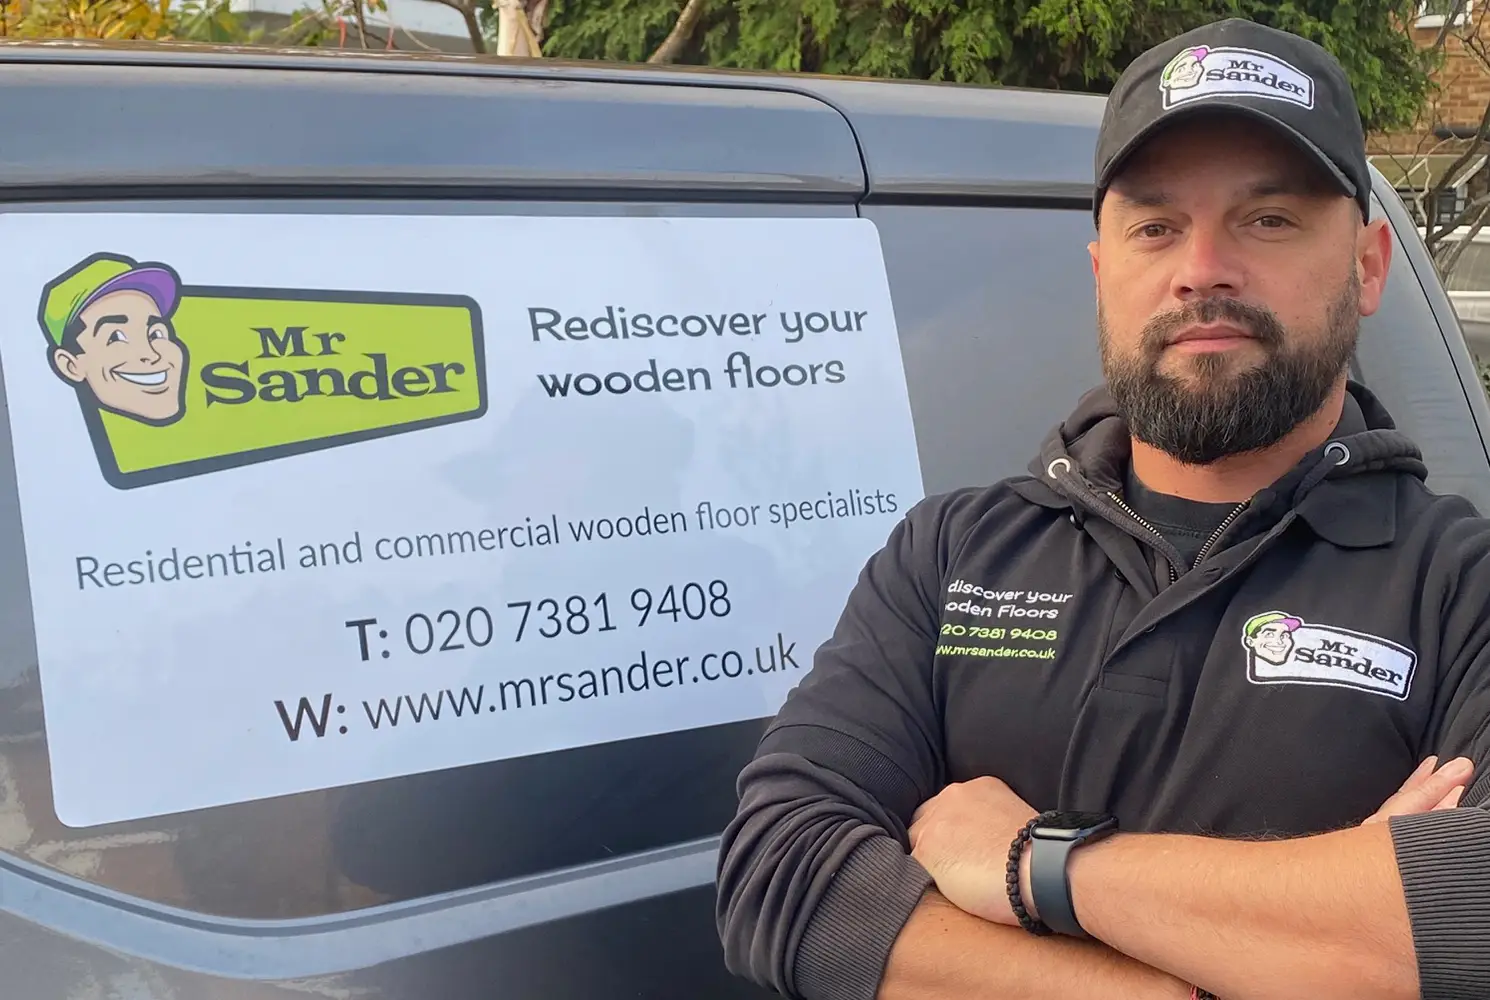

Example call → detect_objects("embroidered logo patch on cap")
1160 45 1315 110
1241 611 1416 701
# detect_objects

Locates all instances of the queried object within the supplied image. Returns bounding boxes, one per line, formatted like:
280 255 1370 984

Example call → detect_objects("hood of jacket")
1020 380 1428 550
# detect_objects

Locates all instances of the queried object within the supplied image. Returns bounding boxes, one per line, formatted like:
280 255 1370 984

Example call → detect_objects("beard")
1099 276 1359 465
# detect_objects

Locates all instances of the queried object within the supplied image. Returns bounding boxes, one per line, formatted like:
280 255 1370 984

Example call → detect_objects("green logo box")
74 285 486 489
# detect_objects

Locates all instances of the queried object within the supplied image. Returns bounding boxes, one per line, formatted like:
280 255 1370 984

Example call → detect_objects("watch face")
1033 812 1116 839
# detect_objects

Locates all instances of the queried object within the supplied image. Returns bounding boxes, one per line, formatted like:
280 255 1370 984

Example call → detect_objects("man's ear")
50 347 86 385
1356 217 1393 318
1089 239 1102 303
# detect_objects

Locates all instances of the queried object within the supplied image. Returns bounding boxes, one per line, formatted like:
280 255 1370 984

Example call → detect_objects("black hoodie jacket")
716 382 1490 1000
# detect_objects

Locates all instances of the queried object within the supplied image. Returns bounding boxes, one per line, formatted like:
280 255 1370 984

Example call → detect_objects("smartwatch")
1027 811 1119 938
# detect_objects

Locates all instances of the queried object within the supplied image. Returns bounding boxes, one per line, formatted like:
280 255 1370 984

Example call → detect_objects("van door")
0 55 900 1000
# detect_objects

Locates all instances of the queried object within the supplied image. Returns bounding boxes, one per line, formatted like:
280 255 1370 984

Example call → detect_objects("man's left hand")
908 776 1038 927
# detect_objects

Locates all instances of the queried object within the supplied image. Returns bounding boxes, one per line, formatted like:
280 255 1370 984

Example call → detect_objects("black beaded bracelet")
1006 811 1060 936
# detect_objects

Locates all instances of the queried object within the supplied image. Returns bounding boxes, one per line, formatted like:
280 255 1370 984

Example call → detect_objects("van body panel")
0 43 1484 1000
0 59 864 198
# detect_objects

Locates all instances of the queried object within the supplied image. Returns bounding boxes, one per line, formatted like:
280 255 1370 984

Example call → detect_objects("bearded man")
717 17 1490 1000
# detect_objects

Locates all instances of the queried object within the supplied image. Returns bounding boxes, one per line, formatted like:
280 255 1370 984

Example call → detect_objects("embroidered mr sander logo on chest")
1240 612 1417 701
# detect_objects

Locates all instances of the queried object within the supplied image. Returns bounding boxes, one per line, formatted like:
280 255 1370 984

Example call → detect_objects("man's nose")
1170 220 1246 302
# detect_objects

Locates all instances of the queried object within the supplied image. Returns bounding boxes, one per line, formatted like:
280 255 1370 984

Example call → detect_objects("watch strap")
1006 813 1055 936
1028 832 1088 938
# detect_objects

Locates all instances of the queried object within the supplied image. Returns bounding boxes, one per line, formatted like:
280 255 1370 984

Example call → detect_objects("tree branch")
1422 96 1490 245
1429 188 1490 251
354 18 394 48
422 0 484 52
527 0 547 45
1462 6 1490 68
518 5 540 54
1438 199 1490 277
648 0 705 64
1433 0 1470 51
460 3 484 53
384 22 443 51
352 0 369 48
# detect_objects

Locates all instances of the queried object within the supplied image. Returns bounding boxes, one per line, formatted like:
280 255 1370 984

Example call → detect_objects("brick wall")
1371 16 1490 155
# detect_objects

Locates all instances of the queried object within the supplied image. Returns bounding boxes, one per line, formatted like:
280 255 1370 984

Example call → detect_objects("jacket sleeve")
1389 511 1490 1000
715 494 958 1000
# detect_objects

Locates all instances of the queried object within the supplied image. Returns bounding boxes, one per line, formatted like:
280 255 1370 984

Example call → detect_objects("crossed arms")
891 758 1473 1000
720 738 1480 1000
715 504 1490 1000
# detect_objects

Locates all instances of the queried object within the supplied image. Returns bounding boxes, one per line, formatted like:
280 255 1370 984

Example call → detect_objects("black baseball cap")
1093 17 1371 225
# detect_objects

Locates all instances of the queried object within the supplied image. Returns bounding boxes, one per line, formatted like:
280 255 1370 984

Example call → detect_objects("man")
39 253 189 426
716 17 1490 1000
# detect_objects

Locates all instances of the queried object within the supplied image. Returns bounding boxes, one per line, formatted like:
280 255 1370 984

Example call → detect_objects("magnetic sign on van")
0 213 927 828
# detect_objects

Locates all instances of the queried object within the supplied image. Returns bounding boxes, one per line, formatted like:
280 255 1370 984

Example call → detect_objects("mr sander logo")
1240 611 1417 701
38 253 486 489
1159 45 1315 110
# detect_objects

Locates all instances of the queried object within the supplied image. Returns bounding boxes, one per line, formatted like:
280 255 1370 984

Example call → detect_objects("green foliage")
175 0 262 42
0 0 260 42
3 0 175 39
544 0 1434 133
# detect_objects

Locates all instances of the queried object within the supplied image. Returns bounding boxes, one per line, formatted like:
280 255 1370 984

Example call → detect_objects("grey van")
0 41 1487 1000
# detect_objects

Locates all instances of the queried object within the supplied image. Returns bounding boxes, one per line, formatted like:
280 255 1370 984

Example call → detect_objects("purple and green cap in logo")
1243 612 1302 638
38 254 181 348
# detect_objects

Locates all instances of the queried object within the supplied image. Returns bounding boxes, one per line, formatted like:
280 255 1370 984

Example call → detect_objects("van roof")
0 39 1108 202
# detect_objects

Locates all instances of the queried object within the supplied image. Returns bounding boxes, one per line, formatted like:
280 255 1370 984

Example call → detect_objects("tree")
1373 0 1490 282
271 0 423 49
544 0 1433 134
492 0 544 54
1 0 174 38
647 0 701 64
0 0 257 40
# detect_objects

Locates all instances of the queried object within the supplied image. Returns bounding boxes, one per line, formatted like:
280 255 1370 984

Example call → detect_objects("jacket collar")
1289 392 1407 548
1294 476 1398 548
1022 381 1424 550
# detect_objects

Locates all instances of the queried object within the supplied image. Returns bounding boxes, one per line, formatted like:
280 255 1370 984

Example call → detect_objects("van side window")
862 204 1104 492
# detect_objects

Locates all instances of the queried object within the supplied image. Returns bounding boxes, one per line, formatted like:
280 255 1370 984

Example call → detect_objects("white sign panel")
0 213 925 828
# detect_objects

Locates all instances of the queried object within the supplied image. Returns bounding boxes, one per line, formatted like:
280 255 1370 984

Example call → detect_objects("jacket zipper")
1105 491 1181 584
1106 491 1249 579
1190 502 1249 568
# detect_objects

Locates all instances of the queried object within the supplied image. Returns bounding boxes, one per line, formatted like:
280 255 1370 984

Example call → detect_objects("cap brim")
1096 102 1358 209
78 266 180 320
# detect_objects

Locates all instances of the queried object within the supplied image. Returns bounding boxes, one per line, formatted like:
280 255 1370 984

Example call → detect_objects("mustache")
1139 297 1287 355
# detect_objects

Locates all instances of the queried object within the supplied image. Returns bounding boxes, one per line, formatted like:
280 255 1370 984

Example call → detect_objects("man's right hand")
1361 755 1473 826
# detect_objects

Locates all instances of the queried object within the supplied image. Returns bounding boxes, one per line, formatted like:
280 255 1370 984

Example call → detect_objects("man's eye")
1254 215 1290 229
106 330 126 345
1138 223 1170 239
148 327 166 341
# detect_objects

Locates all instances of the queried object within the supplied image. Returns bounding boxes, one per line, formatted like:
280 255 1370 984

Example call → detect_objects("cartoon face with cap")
1161 46 1209 91
38 253 189 426
1242 611 1301 667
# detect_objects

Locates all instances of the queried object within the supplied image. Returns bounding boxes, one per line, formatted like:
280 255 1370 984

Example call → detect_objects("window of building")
1419 0 1475 28
1443 237 1490 292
